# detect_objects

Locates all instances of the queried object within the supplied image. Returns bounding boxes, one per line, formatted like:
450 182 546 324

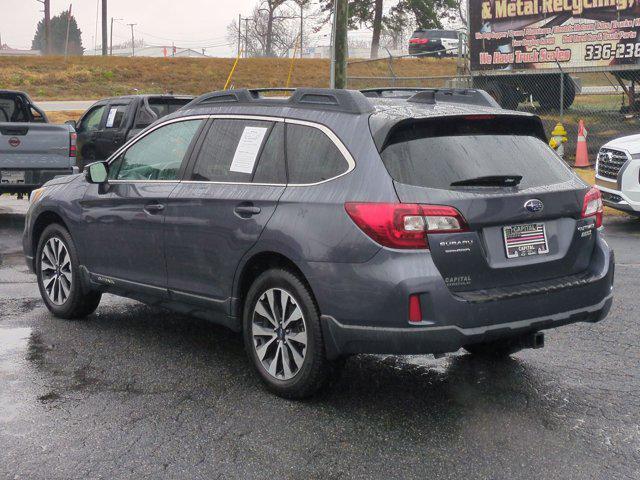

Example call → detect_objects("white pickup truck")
0 90 77 196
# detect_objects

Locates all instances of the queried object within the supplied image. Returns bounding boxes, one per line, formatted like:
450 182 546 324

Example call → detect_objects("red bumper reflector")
409 294 422 323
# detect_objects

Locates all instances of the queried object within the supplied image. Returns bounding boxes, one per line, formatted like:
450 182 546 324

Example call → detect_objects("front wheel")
243 269 333 399
36 224 102 319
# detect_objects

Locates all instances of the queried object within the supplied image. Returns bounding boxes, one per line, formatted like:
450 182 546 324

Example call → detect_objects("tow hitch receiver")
523 332 545 350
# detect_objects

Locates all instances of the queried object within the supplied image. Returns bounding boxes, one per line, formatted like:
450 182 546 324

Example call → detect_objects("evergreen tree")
32 11 84 55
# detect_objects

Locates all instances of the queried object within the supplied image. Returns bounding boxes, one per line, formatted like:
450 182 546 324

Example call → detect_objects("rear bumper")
0 168 73 192
310 236 614 358
408 44 445 55
322 293 612 358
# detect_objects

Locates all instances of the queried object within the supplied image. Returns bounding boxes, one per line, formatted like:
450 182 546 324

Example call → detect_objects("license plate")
0 170 25 185
502 223 549 259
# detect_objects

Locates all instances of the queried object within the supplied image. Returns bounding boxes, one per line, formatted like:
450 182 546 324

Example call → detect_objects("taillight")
581 187 603 228
69 132 77 158
409 38 429 44
344 202 468 249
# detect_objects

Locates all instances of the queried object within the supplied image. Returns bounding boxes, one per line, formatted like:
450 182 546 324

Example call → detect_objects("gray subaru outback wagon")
23 88 614 398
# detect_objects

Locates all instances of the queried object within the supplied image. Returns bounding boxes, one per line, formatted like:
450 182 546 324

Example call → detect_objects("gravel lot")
1 199 639 480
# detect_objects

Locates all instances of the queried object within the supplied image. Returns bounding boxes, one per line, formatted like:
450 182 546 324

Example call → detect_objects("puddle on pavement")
0 327 33 422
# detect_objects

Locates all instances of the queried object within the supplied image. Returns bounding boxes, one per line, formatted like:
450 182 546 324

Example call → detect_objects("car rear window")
380 117 573 190
148 98 191 117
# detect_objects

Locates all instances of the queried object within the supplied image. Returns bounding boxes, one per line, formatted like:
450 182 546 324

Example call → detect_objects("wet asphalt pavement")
0 204 639 480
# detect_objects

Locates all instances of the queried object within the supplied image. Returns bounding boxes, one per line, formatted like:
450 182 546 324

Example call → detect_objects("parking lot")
0 198 638 479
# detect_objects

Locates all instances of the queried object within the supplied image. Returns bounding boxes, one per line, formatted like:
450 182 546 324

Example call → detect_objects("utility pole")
64 4 73 60
110 17 122 55
237 14 242 58
243 17 249 58
101 0 108 55
329 0 337 88
36 0 51 54
299 3 303 59
127 23 136 57
333 0 348 89
44 0 51 55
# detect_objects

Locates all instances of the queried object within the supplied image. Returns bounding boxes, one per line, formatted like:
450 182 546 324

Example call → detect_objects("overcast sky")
2 0 265 56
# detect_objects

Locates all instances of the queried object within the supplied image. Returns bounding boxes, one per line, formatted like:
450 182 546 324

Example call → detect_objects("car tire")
36 224 102 319
242 268 334 399
464 338 524 357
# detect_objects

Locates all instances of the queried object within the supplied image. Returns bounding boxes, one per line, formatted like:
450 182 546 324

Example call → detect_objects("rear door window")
286 124 349 184
190 119 285 184
380 117 573 190
105 104 128 129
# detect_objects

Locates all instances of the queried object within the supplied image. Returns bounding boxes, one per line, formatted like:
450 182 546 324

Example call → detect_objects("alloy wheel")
252 288 308 380
40 237 72 306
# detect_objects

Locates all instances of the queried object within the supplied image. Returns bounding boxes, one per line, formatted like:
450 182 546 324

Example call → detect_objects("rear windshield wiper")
450 175 522 187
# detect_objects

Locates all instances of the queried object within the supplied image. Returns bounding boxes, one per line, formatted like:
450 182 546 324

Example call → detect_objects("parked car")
408 29 460 57
23 87 614 398
595 135 640 215
69 94 193 168
0 90 77 196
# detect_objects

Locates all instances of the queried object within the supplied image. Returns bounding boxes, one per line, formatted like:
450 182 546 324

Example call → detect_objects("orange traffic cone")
574 119 591 168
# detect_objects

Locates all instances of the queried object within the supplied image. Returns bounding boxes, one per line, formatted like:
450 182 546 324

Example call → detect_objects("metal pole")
556 61 564 122
560 71 564 121
128 23 136 57
329 0 338 88
243 18 249 58
110 18 114 55
101 0 108 55
300 4 303 59
333 0 348 89
237 14 242 58
64 4 73 60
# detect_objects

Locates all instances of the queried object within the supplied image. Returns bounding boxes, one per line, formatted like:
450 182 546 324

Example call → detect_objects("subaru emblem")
524 199 544 213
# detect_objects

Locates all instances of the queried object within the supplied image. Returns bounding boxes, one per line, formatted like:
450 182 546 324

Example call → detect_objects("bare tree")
370 0 383 58
228 2 299 57
456 0 467 25
260 0 289 56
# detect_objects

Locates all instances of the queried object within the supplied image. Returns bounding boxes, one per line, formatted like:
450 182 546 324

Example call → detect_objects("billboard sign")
469 0 640 72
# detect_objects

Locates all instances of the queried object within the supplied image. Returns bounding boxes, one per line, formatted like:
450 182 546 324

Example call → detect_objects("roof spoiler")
187 88 374 114
360 87 501 109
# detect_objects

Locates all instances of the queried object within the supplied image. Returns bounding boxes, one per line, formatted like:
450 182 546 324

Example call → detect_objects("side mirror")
65 120 77 130
85 161 108 184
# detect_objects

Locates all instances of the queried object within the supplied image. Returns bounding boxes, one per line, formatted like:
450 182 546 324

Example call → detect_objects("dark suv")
408 29 459 57
23 87 614 398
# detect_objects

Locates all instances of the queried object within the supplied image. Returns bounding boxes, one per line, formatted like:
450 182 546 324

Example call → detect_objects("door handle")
144 203 165 214
234 204 261 217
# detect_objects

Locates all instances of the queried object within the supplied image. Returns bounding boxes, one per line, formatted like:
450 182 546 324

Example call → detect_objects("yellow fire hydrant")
549 123 568 159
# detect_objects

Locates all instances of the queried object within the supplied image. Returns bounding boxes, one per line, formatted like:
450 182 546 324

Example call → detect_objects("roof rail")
360 87 501 109
188 88 374 114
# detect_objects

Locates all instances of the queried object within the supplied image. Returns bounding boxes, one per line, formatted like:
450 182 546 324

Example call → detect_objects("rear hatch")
378 114 596 292
409 30 444 49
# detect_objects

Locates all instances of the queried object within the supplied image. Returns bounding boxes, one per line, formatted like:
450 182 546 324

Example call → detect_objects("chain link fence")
347 51 640 165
